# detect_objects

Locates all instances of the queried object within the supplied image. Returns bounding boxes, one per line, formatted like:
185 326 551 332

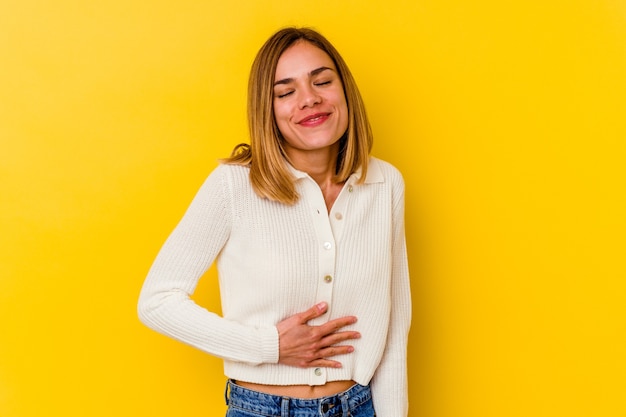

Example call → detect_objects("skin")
272 40 349 212
236 41 360 398
276 302 359 369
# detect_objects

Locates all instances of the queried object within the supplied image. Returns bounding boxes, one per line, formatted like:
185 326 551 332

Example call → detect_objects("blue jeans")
224 380 376 417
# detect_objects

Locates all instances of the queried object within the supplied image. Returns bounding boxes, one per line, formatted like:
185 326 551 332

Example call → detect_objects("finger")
298 302 328 323
318 344 355 358
320 330 361 347
303 358 345 369
317 316 358 334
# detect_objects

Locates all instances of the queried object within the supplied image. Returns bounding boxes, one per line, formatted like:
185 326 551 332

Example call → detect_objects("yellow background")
1 0 625 416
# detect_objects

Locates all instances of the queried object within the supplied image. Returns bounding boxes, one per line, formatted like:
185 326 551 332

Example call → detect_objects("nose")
298 85 321 109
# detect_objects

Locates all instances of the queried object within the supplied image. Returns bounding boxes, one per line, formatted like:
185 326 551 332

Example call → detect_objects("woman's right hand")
276 302 361 369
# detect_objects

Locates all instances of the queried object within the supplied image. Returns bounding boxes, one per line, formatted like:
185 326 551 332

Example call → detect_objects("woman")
138 27 411 417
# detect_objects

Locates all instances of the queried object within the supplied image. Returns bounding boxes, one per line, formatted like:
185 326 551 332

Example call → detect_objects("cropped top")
138 157 411 416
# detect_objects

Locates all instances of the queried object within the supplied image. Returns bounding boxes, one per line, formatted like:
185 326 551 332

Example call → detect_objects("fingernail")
317 302 327 310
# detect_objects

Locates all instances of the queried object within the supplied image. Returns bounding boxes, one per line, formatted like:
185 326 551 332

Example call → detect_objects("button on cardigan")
138 157 411 417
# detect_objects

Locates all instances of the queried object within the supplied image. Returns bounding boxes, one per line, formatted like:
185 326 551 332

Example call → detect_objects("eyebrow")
273 66 334 87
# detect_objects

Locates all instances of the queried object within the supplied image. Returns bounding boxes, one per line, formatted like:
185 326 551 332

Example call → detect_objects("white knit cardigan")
138 157 411 417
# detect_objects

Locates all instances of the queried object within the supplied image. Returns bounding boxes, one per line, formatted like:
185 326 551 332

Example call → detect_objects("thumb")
299 302 327 323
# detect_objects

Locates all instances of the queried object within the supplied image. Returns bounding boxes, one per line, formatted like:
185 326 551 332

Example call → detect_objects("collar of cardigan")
286 156 384 184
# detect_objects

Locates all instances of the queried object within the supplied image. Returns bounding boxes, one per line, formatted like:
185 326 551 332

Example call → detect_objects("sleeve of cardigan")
370 169 412 417
137 165 279 365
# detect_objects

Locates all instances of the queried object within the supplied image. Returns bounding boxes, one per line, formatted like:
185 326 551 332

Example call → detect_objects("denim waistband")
225 380 372 417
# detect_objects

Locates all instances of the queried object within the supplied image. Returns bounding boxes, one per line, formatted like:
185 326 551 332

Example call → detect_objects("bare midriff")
234 380 356 399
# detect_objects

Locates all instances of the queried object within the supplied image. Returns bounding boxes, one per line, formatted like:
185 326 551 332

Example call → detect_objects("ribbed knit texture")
138 157 411 417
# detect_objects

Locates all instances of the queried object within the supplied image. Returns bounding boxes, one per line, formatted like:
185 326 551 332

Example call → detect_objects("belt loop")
281 396 290 417
340 393 349 416
224 380 231 406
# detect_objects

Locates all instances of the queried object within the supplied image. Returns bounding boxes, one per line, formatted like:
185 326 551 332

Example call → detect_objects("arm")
370 172 412 417
137 166 279 364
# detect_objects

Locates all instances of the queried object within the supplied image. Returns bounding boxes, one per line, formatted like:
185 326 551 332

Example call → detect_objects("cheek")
272 102 290 137
272 101 288 123
333 90 348 112
337 96 349 129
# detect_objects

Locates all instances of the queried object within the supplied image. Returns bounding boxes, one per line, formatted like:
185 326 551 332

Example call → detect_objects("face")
272 41 349 161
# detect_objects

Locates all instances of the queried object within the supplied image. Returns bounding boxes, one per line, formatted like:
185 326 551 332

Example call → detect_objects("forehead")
274 41 336 79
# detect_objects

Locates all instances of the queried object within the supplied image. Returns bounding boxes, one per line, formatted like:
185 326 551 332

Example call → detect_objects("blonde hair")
224 27 373 205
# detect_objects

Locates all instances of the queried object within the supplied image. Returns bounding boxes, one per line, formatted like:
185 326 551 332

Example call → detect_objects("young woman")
138 27 411 417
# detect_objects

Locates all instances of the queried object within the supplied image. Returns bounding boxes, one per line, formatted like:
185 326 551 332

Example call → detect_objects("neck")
285 144 344 212
286 144 340 188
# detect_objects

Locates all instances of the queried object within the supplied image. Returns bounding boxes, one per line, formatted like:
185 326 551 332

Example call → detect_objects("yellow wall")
1 1 625 416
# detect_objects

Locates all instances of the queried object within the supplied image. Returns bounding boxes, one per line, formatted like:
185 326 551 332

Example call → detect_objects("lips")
297 112 330 126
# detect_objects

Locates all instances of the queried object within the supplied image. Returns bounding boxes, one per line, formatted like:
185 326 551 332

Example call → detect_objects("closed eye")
275 79 332 99
276 90 294 98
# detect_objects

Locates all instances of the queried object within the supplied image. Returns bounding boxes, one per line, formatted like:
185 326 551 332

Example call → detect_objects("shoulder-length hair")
223 27 373 205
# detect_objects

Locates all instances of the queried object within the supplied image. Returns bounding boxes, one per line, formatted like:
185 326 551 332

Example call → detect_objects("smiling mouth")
298 113 330 125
